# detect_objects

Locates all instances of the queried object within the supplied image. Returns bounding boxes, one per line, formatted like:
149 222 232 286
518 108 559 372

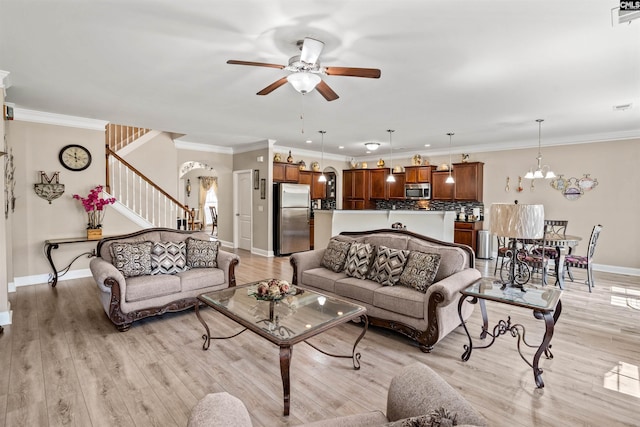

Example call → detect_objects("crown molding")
13 108 108 131
273 144 349 162
0 70 11 89
174 139 234 154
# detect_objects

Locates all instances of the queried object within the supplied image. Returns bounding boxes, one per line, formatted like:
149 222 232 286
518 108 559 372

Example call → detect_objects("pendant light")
445 132 455 184
524 119 555 179
386 129 396 183
318 130 327 182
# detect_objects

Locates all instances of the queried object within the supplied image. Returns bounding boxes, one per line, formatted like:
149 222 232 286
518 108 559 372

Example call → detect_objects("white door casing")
233 170 252 250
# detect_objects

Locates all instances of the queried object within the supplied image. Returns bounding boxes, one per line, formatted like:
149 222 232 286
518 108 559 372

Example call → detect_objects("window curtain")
198 176 217 223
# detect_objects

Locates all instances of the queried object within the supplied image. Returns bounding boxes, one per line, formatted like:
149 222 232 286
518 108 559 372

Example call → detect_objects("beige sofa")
290 229 481 352
89 228 239 331
187 362 487 427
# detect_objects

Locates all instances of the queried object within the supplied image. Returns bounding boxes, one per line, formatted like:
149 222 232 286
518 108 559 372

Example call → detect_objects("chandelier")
524 119 555 179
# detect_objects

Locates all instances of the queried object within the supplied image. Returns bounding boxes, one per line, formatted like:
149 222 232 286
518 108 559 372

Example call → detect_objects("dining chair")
564 224 603 292
533 219 569 259
209 206 218 236
522 225 551 286
494 235 510 275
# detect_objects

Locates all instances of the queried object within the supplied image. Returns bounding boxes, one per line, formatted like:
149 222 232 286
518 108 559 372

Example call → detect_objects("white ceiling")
1 1 639 159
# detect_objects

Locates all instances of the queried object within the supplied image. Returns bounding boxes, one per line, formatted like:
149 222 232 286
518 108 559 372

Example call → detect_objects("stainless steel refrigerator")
273 183 310 256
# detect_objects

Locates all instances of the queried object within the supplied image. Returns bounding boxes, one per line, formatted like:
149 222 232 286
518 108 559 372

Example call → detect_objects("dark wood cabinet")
405 166 431 183
273 163 300 183
431 162 484 202
453 162 484 201
431 170 455 200
343 169 373 210
454 221 483 255
299 171 326 199
369 168 389 199
388 172 406 199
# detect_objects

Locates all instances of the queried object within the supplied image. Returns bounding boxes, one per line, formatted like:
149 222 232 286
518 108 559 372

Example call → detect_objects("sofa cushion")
335 277 382 306
110 241 153 277
302 268 347 293
368 245 409 286
344 242 375 279
186 238 220 268
407 240 467 282
398 252 441 293
321 239 352 273
178 267 226 292
374 285 425 318
151 241 189 275
363 234 409 250
125 274 181 302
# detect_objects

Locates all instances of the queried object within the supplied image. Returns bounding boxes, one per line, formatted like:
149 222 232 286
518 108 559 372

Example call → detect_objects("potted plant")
72 185 116 239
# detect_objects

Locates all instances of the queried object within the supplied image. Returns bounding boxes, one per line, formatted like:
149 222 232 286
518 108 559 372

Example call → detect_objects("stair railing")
106 124 152 152
105 145 196 229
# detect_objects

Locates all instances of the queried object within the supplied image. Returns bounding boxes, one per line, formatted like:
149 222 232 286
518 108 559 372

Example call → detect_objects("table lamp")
490 203 545 290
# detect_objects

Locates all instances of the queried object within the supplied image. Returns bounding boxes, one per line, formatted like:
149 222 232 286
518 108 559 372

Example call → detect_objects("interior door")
234 170 252 250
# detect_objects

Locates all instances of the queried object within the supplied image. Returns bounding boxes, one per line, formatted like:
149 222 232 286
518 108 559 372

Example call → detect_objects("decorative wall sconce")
34 171 65 204
186 179 191 197
550 174 598 200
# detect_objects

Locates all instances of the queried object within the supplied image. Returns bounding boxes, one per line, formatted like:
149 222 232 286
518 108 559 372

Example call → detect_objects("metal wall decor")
550 174 598 200
34 171 65 204
4 137 15 218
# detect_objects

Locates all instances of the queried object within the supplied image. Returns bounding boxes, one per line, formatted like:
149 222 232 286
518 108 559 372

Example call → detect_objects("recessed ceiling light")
338 146 344 149
424 144 431 147
306 140 312 143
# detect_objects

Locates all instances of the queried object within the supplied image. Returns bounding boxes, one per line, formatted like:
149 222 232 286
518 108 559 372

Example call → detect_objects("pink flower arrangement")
72 185 116 229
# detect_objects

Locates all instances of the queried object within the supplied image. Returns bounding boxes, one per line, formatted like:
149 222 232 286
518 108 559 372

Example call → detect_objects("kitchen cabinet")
273 163 300 183
431 162 484 202
343 169 373 210
431 170 455 200
454 221 483 255
388 172 406 199
369 168 389 199
405 166 431 183
299 171 326 199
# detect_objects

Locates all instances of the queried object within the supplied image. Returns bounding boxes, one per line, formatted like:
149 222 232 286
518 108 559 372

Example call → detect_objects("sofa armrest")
425 268 481 309
386 363 487 426
289 249 325 285
217 250 240 287
188 392 253 427
90 257 126 295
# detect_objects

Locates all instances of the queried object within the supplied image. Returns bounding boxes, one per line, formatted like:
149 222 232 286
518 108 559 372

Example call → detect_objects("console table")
44 237 104 287
458 278 562 388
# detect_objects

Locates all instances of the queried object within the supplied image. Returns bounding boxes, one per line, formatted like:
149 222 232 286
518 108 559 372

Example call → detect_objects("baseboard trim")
0 304 13 326
490 252 639 277
251 247 272 257
14 269 93 288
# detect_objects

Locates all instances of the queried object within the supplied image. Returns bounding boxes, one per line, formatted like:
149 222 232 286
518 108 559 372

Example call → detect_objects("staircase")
105 124 196 229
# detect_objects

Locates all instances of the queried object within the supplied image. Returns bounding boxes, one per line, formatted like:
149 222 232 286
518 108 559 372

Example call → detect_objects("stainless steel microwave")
405 183 431 200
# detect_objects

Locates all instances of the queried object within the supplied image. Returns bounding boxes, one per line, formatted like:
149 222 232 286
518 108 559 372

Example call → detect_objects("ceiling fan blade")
257 77 289 95
316 80 339 101
325 67 381 78
227 60 285 69
300 37 324 65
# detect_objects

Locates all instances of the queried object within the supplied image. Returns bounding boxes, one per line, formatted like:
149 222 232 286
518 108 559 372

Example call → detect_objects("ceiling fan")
227 37 381 101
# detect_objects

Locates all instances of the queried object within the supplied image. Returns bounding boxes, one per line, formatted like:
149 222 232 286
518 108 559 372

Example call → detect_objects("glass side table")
458 278 562 388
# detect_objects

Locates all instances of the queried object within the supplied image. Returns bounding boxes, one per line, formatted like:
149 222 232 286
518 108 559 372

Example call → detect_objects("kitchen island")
313 210 456 250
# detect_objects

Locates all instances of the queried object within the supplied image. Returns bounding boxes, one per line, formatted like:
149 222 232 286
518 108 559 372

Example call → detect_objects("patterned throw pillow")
110 241 153 277
343 242 375 279
150 241 188 275
398 252 442 293
186 238 220 268
368 245 409 286
321 239 352 273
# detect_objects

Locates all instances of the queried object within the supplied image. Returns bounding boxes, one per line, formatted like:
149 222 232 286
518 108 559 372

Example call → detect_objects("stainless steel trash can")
476 230 492 259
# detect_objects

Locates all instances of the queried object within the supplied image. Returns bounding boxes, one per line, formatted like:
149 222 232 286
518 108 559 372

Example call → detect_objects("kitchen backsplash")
375 199 484 218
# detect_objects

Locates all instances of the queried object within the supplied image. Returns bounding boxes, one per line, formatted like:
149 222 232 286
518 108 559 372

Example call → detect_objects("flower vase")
87 228 102 240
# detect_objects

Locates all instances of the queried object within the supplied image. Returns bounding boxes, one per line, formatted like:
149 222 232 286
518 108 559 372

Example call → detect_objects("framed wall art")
260 178 266 199
254 169 260 190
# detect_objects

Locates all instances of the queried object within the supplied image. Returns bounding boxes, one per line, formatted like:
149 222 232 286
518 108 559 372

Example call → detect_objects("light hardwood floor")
1 251 639 426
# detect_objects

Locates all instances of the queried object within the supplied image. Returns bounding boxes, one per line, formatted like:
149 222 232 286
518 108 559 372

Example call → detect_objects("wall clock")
59 144 92 171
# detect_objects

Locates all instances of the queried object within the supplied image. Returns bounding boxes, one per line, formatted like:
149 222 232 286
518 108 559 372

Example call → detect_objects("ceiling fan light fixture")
287 73 321 94
365 142 380 151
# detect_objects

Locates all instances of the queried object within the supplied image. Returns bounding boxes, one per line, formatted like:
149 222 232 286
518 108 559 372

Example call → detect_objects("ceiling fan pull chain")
300 94 305 134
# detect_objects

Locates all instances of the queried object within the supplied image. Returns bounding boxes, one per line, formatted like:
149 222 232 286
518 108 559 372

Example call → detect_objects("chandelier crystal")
524 119 555 179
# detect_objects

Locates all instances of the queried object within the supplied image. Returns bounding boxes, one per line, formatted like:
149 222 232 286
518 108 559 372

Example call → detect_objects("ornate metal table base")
44 239 98 287
458 294 562 388
195 302 368 416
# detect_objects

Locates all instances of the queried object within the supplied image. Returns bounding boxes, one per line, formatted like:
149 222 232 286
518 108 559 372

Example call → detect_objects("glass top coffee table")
458 278 562 388
195 280 368 416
